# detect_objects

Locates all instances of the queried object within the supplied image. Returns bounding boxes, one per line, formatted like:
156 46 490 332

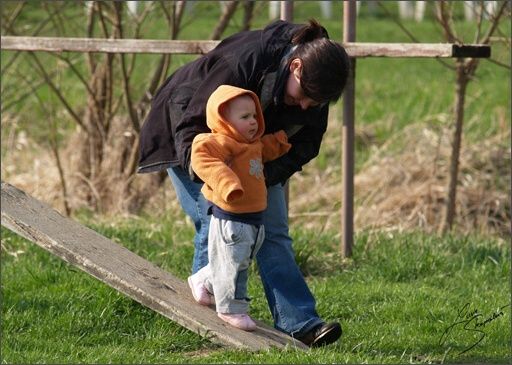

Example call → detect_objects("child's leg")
208 217 263 330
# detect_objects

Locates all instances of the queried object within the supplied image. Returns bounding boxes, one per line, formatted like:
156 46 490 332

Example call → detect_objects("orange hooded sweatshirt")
191 85 291 214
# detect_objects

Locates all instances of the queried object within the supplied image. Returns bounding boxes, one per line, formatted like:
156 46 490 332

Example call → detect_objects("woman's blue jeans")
167 166 324 338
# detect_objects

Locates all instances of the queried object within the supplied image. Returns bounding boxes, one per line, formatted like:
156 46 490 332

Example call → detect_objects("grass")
2 213 510 364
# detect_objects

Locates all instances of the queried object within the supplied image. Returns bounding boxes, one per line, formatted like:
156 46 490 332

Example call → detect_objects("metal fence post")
281 1 293 213
342 1 357 259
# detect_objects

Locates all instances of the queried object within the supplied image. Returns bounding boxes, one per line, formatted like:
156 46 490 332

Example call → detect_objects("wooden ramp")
1 180 308 352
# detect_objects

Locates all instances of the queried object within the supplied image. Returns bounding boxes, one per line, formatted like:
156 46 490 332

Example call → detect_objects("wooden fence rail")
1 36 491 58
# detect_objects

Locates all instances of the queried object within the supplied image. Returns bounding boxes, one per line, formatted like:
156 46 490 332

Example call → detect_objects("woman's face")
283 59 320 110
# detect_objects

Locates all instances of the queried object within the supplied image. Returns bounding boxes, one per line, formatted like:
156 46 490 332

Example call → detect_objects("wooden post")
342 1 357 259
281 1 293 213
281 1 294 22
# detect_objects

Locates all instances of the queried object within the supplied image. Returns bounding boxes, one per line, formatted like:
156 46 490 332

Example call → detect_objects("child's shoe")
187 274 210 306
218 312 256 331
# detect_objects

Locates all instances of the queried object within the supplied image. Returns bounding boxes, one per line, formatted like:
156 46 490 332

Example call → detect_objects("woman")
138 18 350 347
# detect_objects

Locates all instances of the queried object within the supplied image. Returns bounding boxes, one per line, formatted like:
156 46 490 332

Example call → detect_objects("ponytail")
291 18 329 44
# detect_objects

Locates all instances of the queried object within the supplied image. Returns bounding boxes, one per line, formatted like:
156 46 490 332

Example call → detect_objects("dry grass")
1 106 510 239
288 105 510 238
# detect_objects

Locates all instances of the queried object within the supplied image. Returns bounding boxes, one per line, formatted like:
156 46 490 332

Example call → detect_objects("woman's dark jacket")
138 20 330 187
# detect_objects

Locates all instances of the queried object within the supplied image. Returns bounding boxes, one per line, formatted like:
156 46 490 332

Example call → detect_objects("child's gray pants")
197 216 264 314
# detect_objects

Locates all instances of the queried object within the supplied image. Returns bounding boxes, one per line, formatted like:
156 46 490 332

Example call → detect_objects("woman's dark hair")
290 18 350 104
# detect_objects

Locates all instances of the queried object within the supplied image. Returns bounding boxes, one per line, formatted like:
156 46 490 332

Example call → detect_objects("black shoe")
297 322 342 347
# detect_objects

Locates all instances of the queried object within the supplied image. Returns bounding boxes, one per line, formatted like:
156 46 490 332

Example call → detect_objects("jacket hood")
206 85 265 142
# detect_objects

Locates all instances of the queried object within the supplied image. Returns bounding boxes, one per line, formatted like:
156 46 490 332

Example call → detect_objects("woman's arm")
263 104 328 185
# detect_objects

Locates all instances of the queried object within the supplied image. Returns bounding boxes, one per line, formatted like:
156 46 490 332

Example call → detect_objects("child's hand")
226 188 243 202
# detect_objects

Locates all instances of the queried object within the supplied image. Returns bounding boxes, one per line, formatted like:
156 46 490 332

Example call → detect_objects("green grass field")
2 216 510 364
1 1 511 364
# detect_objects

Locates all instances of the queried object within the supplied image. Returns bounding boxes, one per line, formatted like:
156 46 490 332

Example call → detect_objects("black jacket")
138 20 329 186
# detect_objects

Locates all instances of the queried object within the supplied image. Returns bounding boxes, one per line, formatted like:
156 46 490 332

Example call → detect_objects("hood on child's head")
206 85 265 141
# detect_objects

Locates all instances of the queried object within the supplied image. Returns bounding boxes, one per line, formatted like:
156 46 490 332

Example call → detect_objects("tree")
433 1 510 233
1 1 250 215
379 0 510 233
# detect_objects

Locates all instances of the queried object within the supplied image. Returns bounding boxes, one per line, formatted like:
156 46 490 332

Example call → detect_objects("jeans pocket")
220 220 245 245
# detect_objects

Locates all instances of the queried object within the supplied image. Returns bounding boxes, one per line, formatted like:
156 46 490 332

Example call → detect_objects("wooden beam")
0 180 308 352
0 36 219 55
342 42 491 58
342 1 356 260
0 36 491 58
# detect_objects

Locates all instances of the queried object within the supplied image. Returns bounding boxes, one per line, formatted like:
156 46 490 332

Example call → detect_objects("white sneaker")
218 312 256 331
187 274 210 306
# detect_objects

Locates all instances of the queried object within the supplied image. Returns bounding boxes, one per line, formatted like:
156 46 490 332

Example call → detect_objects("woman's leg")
167 166 210 274
256 184 325 338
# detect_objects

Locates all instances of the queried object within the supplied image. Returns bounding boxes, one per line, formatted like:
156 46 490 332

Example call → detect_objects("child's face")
223 95 259 140
284 59 320 110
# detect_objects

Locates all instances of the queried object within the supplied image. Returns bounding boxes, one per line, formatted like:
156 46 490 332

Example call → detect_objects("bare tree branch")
1 2 25 32
478 1 509 44
27 51 84 128
241 1 255 32
377 2 421 43
209 1 239 40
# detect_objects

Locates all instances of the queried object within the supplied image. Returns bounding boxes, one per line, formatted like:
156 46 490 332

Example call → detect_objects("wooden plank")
0 180 308 352
0 36 491 58
342 42 491 58
0 36 219 55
